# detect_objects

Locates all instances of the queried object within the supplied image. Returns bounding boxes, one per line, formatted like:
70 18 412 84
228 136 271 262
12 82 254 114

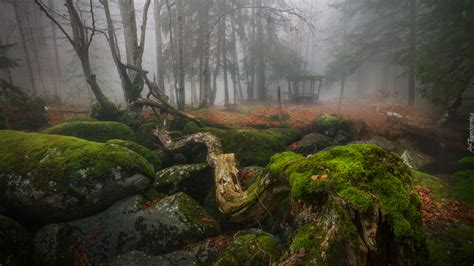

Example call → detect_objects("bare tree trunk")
24 7 47 96
176 0 185 110
230 12 243 102
119 0 138 71
118 0 151 104
191 76 198 105
219 3 229 107
211 23 222 106
154 0 166 93
255 0 265 101
408 0 416 107
338 76 346 113
198 0 211 108
13 2 37 95
48 0 62 99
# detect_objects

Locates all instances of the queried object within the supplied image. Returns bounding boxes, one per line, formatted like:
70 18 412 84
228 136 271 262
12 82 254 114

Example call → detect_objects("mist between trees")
0 0 472 121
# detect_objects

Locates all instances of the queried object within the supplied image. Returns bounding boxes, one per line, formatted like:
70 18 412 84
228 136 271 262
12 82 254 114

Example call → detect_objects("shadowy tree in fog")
100 0 151 109
325 0 418 106
415 0 474 125
12 1 37 95
35 0 118 116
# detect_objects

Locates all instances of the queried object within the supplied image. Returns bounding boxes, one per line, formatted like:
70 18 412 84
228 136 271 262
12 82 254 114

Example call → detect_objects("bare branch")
34 0 75 45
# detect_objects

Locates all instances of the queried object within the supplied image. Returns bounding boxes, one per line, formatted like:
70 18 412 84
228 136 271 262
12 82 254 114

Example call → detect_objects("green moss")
290 225 320 253
107 139 162 172
183 122 300 166
216 232 281 265
452 170 474 207
269 144 425 243
311 114 365 140
43 121 135 143
338 187 373 213
412 170 452 201
0 130 154 194
135 122 158 149
0 111 9 129
427 223 474 265
459 156 474 165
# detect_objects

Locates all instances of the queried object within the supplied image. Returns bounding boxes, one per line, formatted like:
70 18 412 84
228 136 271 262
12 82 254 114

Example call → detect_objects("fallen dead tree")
153 127 290 224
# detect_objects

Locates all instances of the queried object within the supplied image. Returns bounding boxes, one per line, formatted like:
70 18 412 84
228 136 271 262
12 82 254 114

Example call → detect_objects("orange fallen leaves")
414 182 474 225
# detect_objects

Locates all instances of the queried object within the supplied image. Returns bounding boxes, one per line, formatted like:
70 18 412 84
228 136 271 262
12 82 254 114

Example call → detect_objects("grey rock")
34 193 220 265
154 163 213 203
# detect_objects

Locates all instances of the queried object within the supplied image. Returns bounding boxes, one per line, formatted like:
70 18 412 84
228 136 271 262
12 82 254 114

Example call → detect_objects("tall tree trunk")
198 0 211 108
231 12 243 101
255 0 265 101
118 0 151 104
211 22 223 106
219 3 229 107
191 76 198 105
154 0 166 93
24 7 47 96
176 0 185 110
408 0 416 107
118 0 138 70
13 2 37 95
48 0 62 99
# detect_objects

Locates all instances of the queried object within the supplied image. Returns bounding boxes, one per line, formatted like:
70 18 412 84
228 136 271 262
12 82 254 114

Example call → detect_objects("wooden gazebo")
287 75 323 103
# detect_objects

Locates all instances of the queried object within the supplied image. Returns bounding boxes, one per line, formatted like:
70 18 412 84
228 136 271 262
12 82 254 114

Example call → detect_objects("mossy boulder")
34 193 220 265
289 133 336 155
135 121 159 149
312 114 366 141
216 230 281 265
0 130 155 223
107 139 162 171
0 215 30 265
154 163 213 203
353 135 396 151
0 111 9 129
268 144 427 265
183 122 302 166
43 121 135 143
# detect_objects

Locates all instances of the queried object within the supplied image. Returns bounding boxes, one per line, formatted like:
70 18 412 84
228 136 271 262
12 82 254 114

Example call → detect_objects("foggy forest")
0 0 473 265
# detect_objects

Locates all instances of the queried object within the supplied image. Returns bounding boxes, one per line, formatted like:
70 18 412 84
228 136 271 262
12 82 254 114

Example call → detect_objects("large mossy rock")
312 114 366 141
216 230 282 266
43 121 135 143
0 130 155 223
289 133 336 155
268 144 427 265
107 139 163 172
183 122 302 166
0 215 30 265
154 163 213 203
34 193 220 265
135 121 159 149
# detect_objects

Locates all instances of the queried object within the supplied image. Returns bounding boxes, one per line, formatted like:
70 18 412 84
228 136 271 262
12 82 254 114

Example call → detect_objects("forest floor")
42 98 474 264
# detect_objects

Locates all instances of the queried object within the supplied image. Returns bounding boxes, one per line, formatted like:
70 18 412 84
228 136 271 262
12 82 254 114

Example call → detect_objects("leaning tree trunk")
13 2 37 95
153 127 290 224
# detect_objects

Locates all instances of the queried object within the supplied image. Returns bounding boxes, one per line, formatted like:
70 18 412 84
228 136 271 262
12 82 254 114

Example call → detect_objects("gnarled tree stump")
153 127 289 224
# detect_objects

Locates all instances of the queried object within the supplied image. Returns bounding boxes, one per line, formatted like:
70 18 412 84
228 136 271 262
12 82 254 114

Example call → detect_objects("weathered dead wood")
153 127 289 224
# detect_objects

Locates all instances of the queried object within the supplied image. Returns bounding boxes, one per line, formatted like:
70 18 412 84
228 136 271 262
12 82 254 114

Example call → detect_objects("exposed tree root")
153 127 289 224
